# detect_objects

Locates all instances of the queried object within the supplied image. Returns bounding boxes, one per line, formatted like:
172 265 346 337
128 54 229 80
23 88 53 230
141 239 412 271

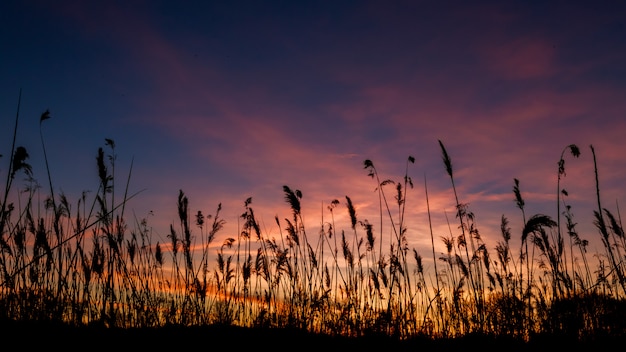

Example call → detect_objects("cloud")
482 37 557 80
24 0 624 262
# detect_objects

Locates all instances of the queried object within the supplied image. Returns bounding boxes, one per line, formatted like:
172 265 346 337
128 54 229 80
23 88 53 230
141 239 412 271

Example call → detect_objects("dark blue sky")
1 0 625 262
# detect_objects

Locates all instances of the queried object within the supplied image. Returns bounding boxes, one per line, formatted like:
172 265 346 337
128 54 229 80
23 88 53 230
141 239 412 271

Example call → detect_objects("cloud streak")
1 0 624 265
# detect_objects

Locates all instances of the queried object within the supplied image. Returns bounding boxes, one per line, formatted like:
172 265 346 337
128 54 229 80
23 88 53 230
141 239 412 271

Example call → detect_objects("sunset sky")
1 1 625 269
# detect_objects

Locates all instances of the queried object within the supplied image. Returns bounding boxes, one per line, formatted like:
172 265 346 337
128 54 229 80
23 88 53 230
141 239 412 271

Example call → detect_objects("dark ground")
2 319 623 352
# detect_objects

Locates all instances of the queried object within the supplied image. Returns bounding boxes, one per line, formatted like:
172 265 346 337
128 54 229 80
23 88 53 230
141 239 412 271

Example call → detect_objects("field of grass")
1 102 626 347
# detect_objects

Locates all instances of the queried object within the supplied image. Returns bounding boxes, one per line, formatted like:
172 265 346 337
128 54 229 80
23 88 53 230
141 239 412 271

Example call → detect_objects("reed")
1 102 625 342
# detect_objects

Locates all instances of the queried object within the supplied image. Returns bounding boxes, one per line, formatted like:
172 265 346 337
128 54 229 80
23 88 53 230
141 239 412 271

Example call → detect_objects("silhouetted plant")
1 112 625 343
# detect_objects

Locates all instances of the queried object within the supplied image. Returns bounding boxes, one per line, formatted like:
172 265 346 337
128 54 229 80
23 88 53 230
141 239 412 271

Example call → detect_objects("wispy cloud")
3 1 624 259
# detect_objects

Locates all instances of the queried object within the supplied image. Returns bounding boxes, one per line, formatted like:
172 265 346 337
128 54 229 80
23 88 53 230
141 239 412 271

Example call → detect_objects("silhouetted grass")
1 98 626 346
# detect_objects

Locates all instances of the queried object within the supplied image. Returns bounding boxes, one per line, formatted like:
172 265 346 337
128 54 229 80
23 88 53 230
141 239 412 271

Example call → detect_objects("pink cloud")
39 1 625 267
482 37 557 80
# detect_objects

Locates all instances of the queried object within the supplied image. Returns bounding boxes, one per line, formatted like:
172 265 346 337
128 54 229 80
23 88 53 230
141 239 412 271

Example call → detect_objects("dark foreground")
2 319 624 352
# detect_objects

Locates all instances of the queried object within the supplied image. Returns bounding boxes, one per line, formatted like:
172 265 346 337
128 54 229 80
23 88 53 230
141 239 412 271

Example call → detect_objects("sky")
1 0 625 271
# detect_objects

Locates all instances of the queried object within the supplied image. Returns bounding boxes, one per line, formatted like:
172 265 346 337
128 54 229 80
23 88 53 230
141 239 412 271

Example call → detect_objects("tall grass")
1 103 625 342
